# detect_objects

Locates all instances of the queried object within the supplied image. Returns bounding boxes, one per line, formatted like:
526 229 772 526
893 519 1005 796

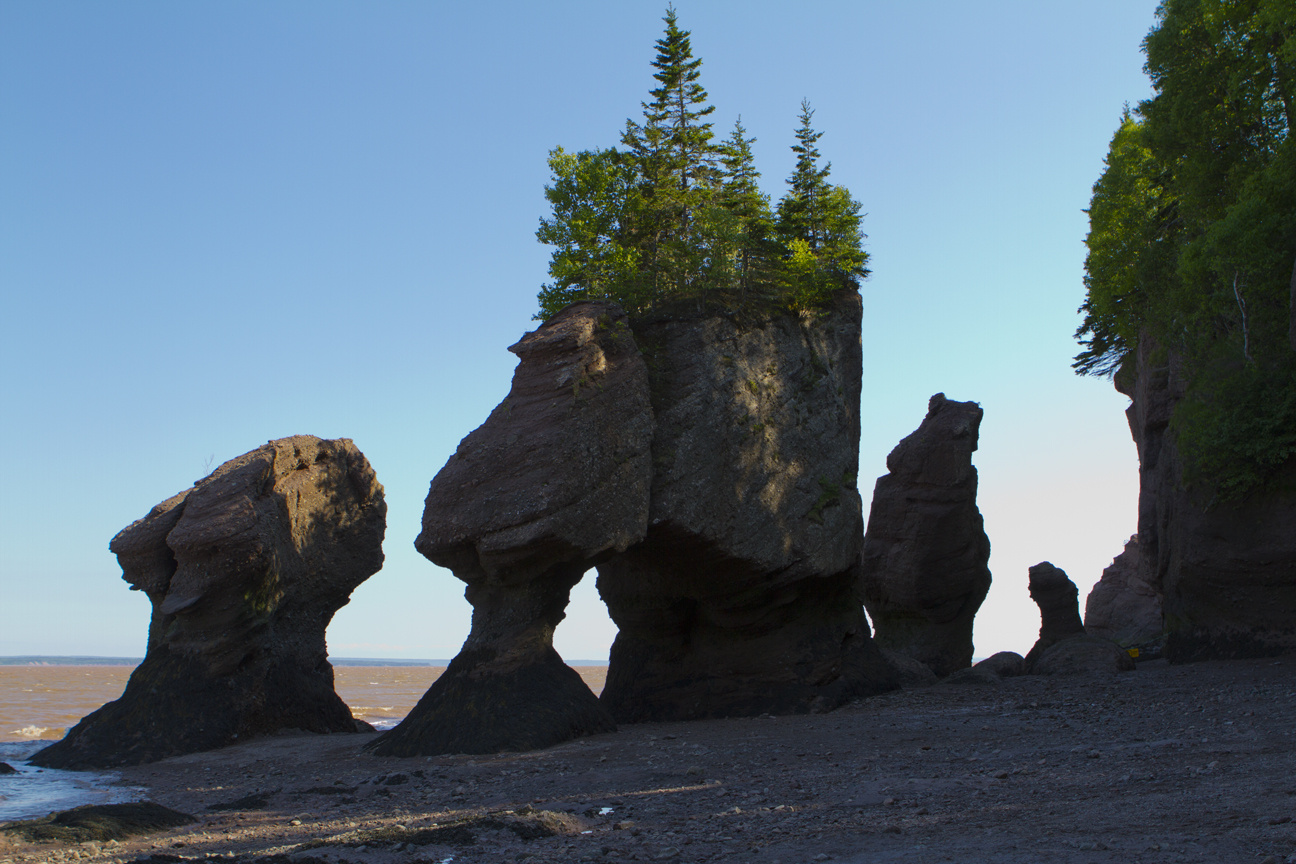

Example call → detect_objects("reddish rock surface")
33 436 386 769
859 394 992 677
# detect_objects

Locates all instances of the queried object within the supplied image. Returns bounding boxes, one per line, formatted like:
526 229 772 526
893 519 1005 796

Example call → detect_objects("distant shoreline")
0 655 610 667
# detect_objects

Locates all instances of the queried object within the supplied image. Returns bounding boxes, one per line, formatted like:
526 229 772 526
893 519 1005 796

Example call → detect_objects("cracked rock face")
859 394 992 678
33 436 386 769
596 290 896 722
372 301 650 757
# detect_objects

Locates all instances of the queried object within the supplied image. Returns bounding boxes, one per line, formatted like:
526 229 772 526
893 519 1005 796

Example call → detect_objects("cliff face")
34 436 386 769
1120 335 1296 661
598 290 895 721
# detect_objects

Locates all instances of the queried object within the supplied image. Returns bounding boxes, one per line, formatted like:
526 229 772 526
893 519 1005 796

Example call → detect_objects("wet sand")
3 655 1295 863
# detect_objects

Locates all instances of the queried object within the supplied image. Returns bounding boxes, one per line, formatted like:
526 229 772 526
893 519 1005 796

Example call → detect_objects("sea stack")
859 393 992 677
381 291 897 756
597 288 896 721
32 436 386 769
372 302 646 756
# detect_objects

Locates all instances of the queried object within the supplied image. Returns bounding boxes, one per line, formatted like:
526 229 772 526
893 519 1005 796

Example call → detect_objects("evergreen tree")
1074 0 1296 497
719 117 775 301
621 5 718 301
777 101 832 251
775 101 868 307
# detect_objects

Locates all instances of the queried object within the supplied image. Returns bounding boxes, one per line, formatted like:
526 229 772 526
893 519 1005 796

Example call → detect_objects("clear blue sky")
0 1 1157 662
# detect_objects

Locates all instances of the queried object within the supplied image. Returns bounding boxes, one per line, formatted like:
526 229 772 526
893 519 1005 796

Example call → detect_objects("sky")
1 1 1159 664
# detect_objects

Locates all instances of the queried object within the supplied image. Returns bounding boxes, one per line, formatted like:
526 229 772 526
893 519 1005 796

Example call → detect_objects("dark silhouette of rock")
596 290 896 721
372 301 646 756
975 651 1025 678
1119 334 1296 661
1084 535 1162 649
859 393 992 677
1023 562 1133 676
0 802 195 844
1032 636 1136 676
33 436 385 769
0 762 16 775
1023 562 1086 670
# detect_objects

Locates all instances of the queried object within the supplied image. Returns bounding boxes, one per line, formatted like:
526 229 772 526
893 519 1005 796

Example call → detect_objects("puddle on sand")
0 741 144 822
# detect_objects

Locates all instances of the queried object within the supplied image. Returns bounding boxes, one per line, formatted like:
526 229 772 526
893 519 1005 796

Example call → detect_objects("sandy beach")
2 654 1294 863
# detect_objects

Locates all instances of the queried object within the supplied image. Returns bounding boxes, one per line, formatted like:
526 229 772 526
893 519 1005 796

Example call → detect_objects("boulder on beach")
941 651 1025 686
859 393 992 677
1032 635 1136 676
372 301 646 756
32 435 386 769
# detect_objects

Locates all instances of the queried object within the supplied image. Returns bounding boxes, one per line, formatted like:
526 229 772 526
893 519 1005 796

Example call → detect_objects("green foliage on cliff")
1076 0 1296 498
536 9 867 321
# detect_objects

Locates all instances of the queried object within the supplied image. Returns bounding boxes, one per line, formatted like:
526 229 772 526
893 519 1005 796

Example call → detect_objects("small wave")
349 707 395 714
369 719 401 731
11 726 54 739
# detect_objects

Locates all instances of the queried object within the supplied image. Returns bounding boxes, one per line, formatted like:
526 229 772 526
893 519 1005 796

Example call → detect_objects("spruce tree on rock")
621 6 717 302
719 117 776 301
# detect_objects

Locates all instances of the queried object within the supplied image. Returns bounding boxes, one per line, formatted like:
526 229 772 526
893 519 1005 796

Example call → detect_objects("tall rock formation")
1120 335 1296 661
597 290 895 721
859 394 991 677
372 302 647 756
381 291 897 755
1023 561 1086 668
33 436 386 769
1084 536 1162 649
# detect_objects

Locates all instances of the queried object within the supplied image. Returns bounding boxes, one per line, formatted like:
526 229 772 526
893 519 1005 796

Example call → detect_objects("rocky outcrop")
1025 562 1133 675
596 290 896 721
859 394 992 677
1023 562 1086 669
1120 335 1296 661
33 436 386 769
1084 535 1162 649
372 302 646 756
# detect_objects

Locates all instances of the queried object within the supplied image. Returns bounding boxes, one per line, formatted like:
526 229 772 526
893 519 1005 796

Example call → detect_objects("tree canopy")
1076 0 1296 498
536 8 867 321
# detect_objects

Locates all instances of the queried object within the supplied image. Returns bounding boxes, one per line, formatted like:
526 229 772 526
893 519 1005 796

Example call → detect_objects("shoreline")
2 654 1294 862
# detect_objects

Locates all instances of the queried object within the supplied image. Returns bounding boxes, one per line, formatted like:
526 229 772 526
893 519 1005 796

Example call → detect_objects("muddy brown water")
0 665 609 742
